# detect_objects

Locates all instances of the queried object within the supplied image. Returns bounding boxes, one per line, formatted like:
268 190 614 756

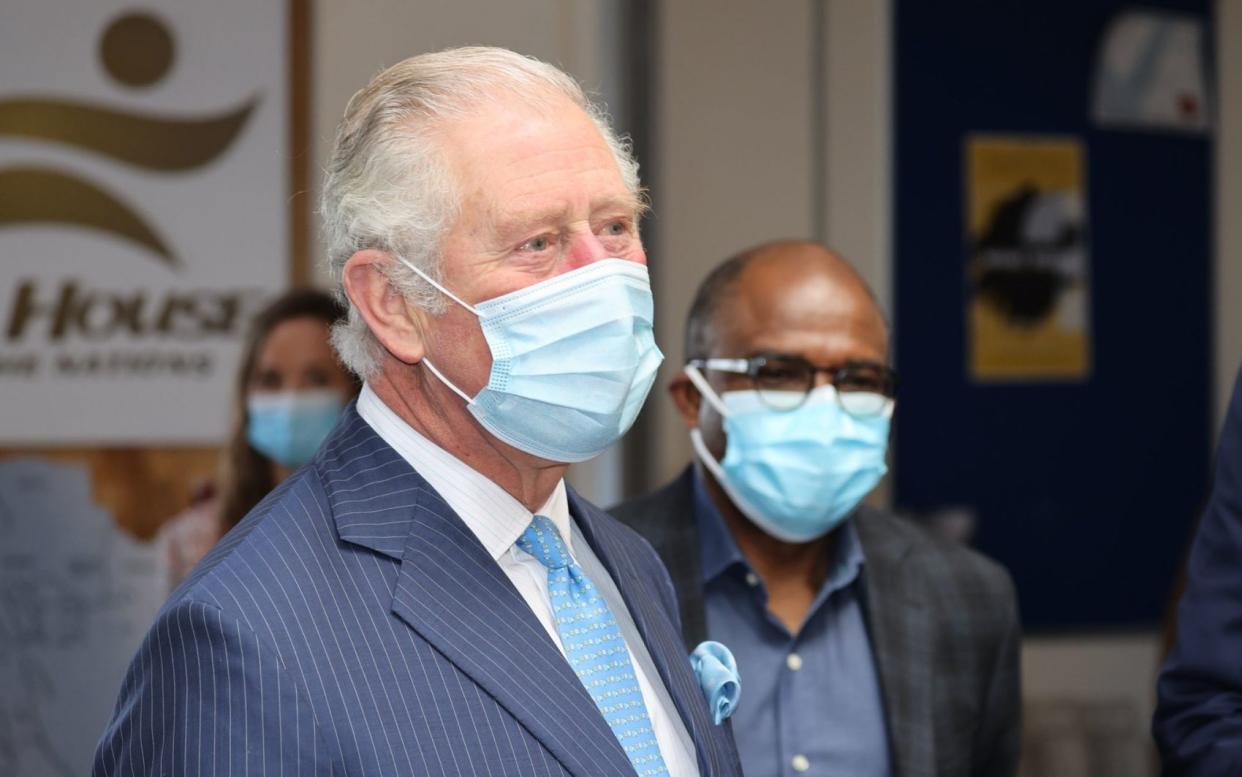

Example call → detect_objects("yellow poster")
966 135 1091 380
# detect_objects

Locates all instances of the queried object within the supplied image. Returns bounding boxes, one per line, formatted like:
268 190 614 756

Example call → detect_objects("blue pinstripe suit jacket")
93 406 742 776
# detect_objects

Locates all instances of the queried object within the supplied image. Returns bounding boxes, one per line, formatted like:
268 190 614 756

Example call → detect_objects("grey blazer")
611 468 1021 777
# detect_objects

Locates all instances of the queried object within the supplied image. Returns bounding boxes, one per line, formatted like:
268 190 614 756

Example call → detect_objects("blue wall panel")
893 0 1213 629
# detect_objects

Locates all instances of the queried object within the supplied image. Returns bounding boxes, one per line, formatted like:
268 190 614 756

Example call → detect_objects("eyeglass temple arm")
682 364 732 416
694 358 750 374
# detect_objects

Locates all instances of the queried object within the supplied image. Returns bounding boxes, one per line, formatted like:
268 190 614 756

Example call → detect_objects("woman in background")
161 288 360 588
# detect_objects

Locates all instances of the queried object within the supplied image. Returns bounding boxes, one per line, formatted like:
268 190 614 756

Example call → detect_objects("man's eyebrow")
590 194 642 215
490 204 570 237
488 195 642 238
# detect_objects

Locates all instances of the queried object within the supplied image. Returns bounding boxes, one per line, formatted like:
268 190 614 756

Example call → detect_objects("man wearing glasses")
612 241 1020 777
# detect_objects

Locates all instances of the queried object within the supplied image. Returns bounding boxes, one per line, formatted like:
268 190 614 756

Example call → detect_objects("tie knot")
516 515 572 569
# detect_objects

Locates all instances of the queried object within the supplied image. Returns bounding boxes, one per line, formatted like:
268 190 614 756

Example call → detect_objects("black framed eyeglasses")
686 353 898 416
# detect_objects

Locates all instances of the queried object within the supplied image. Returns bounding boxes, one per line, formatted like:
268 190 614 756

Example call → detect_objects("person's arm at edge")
1154 368 1242 775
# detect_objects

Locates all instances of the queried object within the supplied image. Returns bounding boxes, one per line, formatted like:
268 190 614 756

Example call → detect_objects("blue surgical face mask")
685 366 893 543
246 389 345 470
399 257 664 463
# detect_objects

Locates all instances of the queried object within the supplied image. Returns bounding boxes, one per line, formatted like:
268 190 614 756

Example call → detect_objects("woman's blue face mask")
246 389 345 470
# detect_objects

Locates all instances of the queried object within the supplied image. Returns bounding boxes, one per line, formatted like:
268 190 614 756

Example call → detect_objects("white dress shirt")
357 384 699 777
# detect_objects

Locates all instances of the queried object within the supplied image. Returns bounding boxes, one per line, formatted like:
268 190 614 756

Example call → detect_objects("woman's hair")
217 288 360 531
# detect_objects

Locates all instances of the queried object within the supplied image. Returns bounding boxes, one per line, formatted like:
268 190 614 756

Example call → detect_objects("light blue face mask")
246 389 345 470
685 366 893 543
400 257 664 463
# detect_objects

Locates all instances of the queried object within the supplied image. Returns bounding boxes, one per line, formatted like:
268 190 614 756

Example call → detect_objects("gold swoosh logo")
0 97 257 171
0 167 176 266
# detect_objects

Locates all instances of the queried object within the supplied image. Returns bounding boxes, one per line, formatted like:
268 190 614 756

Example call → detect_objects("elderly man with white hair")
93 47 743 777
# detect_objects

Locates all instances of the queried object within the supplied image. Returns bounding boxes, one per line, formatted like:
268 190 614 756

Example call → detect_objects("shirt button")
786 653 803 671
792 754 811 772
745 572 760 587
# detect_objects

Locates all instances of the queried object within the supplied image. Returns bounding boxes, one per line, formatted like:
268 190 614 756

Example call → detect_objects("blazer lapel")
855 509 935 777
321 408 636 777
571 487 731 777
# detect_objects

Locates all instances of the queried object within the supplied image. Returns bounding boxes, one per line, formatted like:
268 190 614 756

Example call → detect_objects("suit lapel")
390 491 639 777
855 509 935 777
320 408 636 777
571 487 730 777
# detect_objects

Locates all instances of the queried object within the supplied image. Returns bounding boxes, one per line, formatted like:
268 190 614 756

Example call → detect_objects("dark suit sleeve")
93 597 331 776
1154 368 1242 775
631 531 686 638
972 573 1021 777
610 470 709 649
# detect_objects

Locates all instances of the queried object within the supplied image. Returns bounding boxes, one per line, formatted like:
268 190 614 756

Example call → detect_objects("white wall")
1018 633 1162 769
823 0 892 319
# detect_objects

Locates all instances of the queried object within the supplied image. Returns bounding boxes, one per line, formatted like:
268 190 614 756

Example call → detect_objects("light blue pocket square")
690 641 740 725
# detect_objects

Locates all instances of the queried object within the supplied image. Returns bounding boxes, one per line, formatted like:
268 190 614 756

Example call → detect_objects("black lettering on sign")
52 349 214 376
0 352 39 377
4 280 260 343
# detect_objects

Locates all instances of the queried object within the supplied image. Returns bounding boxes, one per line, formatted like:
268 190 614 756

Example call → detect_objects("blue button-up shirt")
693 471 891 777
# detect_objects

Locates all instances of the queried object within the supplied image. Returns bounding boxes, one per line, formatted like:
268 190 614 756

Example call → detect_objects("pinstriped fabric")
93 405 743 777
356 384 698 776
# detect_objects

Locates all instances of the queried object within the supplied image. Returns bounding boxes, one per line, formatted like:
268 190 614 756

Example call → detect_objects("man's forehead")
713 251 888 355
435 97 632 226
439 91 598 163
740 250 876 310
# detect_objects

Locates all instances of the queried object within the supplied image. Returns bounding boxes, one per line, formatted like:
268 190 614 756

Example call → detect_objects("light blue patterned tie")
517 515 671 777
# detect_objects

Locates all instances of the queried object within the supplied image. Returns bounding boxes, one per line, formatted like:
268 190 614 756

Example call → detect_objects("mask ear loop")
422 358 473 403
683 363 735 495
396 255 480 316
683 364 732 490
683 364 730 417
394 255 479 403
683 371 796 540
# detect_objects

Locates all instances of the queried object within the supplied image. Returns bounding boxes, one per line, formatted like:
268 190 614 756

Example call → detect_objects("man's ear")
342 249 427 365
669 371 702 429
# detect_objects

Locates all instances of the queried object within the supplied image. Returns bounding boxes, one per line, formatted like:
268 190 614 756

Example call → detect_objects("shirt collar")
821 514 866 597
356 382 572 560
691 466 866 592
691 467 748 582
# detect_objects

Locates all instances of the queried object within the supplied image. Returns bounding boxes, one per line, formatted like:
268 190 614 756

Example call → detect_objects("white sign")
1092 11 1212 134
0 458 165 777
0 1 292 444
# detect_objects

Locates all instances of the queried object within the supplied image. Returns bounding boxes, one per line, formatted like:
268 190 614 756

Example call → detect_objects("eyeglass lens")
752 356 894 415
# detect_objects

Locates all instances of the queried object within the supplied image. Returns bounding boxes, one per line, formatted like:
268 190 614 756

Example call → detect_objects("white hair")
320 46 643 380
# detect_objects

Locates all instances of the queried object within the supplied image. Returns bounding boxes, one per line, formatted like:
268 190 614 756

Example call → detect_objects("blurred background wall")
2 1 1239 775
